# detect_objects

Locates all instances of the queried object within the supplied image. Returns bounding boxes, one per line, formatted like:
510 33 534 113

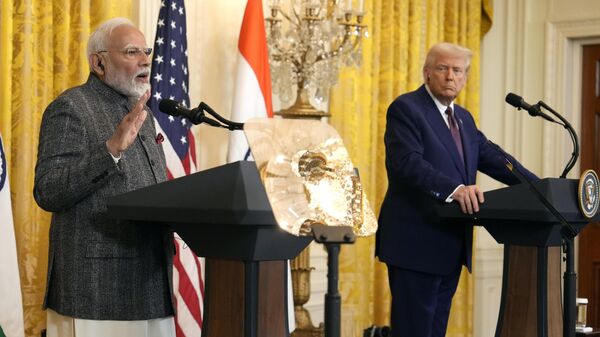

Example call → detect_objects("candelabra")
266 0 368 118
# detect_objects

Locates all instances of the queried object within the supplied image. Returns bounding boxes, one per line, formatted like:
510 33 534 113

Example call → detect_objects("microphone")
158 99 221 127
505 93 554 122
505 93 580 178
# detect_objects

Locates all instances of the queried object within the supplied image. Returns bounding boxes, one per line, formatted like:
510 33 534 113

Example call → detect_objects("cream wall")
476 0 600 336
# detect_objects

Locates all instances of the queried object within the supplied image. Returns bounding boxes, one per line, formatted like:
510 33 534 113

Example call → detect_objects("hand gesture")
451 185 485 214
106 91 150 156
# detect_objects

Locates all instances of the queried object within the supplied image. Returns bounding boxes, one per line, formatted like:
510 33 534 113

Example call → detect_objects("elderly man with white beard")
34 18 175 337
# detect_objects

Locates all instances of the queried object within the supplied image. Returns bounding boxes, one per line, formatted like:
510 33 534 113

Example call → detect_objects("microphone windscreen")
158 99 180 115
505 93 523 108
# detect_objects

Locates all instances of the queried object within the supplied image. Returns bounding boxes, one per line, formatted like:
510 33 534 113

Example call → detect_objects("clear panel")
244 118 377 237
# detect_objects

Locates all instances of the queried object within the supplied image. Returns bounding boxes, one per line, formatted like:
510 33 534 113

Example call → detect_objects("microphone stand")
198 102 244 131
183 102 244 130
534 101 580 337
310 224 355 337
537 101 579 179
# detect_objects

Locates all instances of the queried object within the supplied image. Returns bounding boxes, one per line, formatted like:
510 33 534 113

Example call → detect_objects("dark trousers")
386 264 462 337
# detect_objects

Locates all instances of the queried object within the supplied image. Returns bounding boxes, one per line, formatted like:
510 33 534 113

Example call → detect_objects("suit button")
150 159 155 166
140 135 146 141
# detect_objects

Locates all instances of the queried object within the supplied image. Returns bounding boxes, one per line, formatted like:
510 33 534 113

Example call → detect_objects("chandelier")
266 0 368 118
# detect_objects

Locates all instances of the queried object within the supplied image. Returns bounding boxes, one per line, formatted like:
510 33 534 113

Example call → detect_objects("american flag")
149 1 204 336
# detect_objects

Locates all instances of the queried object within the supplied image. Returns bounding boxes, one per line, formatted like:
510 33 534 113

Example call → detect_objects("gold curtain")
0 2 132 336
329 0 494 336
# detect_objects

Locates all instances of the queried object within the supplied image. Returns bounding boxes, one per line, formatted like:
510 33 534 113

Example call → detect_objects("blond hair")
423 42 472 77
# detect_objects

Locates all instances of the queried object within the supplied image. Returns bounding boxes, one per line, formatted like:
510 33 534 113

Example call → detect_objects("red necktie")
445 106 464 161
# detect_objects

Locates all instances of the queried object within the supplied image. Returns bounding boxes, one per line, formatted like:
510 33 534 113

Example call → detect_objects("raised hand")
106 91 150 157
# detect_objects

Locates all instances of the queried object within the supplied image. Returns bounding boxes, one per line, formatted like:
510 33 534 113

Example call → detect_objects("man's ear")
90 54 105 75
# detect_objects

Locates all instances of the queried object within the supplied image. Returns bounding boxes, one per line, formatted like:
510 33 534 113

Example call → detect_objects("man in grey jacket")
34 18 175 337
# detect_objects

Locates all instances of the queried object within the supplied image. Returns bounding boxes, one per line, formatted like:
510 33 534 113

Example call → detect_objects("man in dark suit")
34 18 175 337
376 42 537 337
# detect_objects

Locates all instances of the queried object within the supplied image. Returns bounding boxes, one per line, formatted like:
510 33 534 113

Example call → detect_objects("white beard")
104 68 150 99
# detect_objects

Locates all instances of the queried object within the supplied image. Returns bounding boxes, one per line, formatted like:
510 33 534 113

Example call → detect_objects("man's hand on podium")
451 185 485 214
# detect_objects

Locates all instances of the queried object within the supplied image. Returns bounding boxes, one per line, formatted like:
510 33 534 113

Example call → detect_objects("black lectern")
437 178 596 337
107 161 312 337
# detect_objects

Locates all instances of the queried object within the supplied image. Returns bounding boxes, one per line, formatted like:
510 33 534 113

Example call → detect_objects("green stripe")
0 325 6 337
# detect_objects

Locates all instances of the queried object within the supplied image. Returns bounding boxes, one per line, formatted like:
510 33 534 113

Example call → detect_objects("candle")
345 0 353 11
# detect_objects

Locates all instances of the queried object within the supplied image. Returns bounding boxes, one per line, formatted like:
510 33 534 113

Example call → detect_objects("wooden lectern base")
496 246 563 337
202 259 289 337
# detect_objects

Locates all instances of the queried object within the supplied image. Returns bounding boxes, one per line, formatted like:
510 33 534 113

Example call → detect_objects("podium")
437 178 597 337
107 161 312 337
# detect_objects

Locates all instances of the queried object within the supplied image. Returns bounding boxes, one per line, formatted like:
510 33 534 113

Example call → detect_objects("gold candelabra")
266 0 368 118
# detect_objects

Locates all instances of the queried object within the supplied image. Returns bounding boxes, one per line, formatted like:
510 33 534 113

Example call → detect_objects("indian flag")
0 134 24 337
226 0 273 162
226 0 295 332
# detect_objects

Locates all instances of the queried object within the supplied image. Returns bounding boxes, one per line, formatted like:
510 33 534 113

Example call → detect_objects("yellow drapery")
0 2 131 336
329 0 493 336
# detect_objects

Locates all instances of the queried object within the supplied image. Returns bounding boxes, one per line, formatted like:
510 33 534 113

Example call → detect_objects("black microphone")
505 93 554 122
158 99 221 127
505 93 580 178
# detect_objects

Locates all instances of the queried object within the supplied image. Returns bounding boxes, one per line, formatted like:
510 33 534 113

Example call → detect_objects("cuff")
445 184 464 203
108 151 121 164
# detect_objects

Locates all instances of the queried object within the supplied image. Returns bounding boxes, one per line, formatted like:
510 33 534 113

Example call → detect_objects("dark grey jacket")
34 74 174 320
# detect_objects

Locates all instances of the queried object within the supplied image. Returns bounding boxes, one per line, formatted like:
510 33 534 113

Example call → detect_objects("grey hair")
423 42 472 74
87 17 135 68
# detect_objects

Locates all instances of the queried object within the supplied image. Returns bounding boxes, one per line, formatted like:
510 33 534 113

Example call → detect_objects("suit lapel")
418 87 467 182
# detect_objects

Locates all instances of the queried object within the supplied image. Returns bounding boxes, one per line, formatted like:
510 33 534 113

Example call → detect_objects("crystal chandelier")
266 0 368 118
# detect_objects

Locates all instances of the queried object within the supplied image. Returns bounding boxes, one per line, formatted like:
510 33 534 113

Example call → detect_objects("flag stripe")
173 240 202 327
237 0 273 118
228 56 269 161
172 239 203 336
188 133 197 170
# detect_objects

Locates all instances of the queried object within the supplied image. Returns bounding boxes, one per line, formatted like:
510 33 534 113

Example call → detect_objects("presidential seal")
578 169 600 219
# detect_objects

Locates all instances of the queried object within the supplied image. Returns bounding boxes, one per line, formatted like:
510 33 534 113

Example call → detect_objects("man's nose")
140 53 151 66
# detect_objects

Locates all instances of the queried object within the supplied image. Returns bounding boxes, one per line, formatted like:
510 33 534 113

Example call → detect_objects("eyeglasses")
97 47 153 59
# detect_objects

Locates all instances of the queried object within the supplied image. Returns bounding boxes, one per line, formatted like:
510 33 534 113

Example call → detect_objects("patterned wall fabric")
328 0 493 336
0 2 132 336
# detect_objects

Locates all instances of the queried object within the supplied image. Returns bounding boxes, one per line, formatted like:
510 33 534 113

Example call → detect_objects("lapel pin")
155 133 164 144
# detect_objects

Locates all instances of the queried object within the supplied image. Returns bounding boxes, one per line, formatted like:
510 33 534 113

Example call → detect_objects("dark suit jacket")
376 85 536 275
34 74 174 320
